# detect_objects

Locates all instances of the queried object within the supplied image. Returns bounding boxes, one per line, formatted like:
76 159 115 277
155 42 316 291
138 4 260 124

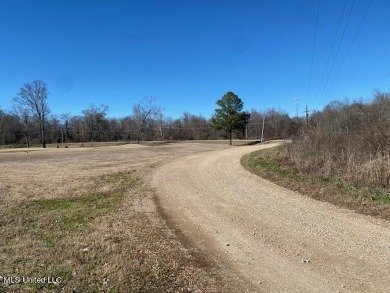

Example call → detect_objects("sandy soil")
152 142 390 292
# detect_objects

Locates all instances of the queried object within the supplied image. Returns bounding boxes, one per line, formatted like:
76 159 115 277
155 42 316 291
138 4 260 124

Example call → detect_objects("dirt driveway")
152 142 390 292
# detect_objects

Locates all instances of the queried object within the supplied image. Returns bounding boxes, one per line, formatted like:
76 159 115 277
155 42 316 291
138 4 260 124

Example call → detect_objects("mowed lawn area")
0 142 248 293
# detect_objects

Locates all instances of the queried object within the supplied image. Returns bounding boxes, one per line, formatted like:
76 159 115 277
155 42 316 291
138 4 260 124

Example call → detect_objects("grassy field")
0 142 248 292
241 146 390 221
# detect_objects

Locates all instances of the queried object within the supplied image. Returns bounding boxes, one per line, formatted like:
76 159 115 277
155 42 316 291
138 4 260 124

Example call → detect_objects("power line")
317 0 356 109
247 116 292 125
314 0 348 108
324 0 373 99
307 0 321 105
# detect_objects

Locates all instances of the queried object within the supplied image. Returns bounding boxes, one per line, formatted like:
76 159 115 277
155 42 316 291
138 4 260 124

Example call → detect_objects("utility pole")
303 105 310 125
245 124 248 139
260 116 265 143
295 98 299 118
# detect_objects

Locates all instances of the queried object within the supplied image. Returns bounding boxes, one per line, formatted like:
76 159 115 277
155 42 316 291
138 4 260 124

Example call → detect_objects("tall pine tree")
211 92 250 145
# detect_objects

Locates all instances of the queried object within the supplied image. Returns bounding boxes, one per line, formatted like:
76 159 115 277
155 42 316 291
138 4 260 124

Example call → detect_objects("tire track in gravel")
152 142 390 292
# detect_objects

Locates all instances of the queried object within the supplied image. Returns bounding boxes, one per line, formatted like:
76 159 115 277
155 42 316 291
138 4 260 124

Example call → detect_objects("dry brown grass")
241 146 390 221
283 94 390 189
281 141 390 189
0 143 246 292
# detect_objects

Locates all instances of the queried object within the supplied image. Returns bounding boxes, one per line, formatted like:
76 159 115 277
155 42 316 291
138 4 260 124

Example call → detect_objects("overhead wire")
247 116 292 125
313 0 348 109
317 0 356 110
323 0 374 100
306 0 321 106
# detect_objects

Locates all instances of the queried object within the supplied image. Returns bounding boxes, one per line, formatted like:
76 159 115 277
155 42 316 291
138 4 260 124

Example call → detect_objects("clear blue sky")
0 0 389 119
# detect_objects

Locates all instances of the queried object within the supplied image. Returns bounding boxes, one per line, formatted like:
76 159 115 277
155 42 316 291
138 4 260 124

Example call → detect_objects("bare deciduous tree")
82 104 109 142
132 97 162 144
60 113 72 143
12 104 31 148
13 80 50 148
0 109 21 145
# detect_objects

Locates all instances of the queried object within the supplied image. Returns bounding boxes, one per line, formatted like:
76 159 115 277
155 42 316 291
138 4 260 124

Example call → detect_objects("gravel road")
152 142 390 292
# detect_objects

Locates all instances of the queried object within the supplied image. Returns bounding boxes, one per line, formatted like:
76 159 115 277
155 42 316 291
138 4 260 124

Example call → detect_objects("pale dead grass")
241 147 390 220
0 142 243 292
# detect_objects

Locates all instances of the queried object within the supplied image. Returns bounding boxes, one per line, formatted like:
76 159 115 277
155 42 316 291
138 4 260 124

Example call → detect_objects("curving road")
152 142 390 292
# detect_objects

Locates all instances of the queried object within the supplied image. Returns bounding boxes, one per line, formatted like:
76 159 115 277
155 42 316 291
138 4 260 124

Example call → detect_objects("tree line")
0 81 301 147
281 91 390 188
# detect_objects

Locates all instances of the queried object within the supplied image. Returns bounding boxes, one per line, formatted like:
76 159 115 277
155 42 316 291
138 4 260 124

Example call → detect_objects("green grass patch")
241 148 305 182
13 192 124 232
372 191 390 204
6 170 139 237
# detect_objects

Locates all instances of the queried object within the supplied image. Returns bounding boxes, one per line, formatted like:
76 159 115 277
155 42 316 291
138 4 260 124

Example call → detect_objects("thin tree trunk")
25 122 30 148
41 122 46 148
136 128 141 144
229 131 232 145
23 113 30 148
25 132 30 148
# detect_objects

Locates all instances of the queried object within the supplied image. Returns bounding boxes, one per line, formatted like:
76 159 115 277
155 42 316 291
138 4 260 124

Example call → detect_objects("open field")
0 142 254 292
0 139 262 151
3 140 389 292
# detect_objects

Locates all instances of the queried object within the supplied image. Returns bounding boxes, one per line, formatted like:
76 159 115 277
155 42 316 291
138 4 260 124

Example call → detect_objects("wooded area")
0 106 299 146
281 92 390 188
0 82 300 146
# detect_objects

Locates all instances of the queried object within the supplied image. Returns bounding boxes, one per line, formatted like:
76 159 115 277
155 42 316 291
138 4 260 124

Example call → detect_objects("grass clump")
371 191 390 204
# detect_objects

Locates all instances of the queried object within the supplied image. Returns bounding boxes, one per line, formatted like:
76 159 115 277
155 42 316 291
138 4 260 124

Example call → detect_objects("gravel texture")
152 142 390 292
